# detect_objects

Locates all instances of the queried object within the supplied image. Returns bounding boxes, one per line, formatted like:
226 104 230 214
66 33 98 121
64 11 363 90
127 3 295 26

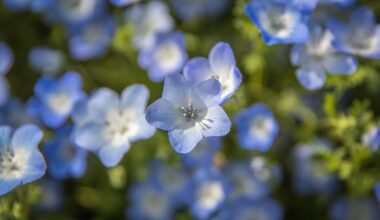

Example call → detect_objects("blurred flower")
73 85 155 167
43 125 87 180
245 0 309 45
0 125 46 196
330 197 380 220
30 0 54 12
250 156 282 189
110 0 139 7
169 0 229 21
0 98 39 127
0 42 14 76
275 0 318 11
138 31 188 82
28 72 84 128
216 198 283 220
0 77 10 106
181 137 221 169
184 42 242 103
292 140 338 195
125 1 174 50
235 103 279 151
318 0 356 7
68 16 115 61
291 24 357 90
127 181 174 220
28 46 64 74
362 126 380 150
327 7 380 59
146 73 231 153
2 0 30 11
190 169 227 220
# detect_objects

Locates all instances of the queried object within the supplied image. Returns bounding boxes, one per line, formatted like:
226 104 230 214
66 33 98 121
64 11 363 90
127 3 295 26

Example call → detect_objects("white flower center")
249 116 274 140
155 42 183 72
103 109 138 147
47 92 73 115
197 181 224 209
259 5 298 38
0 148 29 180
61 0 96 20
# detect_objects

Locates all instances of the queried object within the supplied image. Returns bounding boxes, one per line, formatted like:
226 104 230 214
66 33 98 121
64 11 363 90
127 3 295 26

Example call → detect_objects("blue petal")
0 179 19 196
97 143 130 167
121 84 149 112
296 67 326 91
34 75 56 98
73 123 106 151
146 98 181 131
183 57 213 84
21 151 47 184
209 42 236 76
201 106 231 137
0 126 11 149
129 115 156 142
11 125 43 151
40 105 68 128
349 7 376 30
193 79 222 107
324 55 357 74
162 73 192 107
0 42 13 76
364 27 380 59
169 127 203 153
58 71 82 93
87 88 119 118
0 77 10 105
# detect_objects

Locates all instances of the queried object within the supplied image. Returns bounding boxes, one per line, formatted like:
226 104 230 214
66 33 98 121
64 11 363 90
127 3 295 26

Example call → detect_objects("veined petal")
97 143 130 167
162 73 191 107
193 79 222 107
11 125 43 150
145 99 182 131
200 106 231 137
324 54 357 74
121 84 149 112
87 88 119 119
209 42 236 77
0 126 11 149
169 127 203 153
183 57 213 84
296 66 326 91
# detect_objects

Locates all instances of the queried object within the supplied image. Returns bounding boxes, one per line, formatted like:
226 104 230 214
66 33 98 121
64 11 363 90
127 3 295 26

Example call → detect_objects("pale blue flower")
0 42 14 76
362 127 380 150
183 42 242 103
28 46 64 74
0 125 46 196
73 85 155 167
146 73 231 153
318 0 355 7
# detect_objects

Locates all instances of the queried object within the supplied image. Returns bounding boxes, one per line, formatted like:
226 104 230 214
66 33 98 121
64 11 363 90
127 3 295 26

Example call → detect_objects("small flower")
43 125 87 180
235 104 279 151
126 1 174 50
362 127 380 150
0 124 46 196
330 197 380 220
291 25 357 90
245 0 309 45
181 137 221 169
138 31 188 82
73 84 155 167
28 46 64 74
327 7 380 59
146 73 231 153
28 72 84 128
183 42 242 103
68 16 115 61
0 42 14 76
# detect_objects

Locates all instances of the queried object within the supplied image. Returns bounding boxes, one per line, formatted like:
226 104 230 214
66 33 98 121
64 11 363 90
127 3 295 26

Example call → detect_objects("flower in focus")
125 1 174 50
28 46 64 74
327 7 380 59
43 125 87 180
245 0 309 45
330 197 380 220
235 103 279 151
138 31 188 82
291 24 357 90
0 125 46 196
73 84 155 167
362 126 380 150
146 73 231 153
28 72 84 128
183 42 242 103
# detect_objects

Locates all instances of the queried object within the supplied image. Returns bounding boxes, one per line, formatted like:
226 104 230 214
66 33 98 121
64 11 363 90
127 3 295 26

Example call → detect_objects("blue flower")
43 125 87 180
146 73 231 153
138 31 188 82
292 140 338 195
291 25 357 90
216 198 283 220
181 137 221 169
362 126 380 150
183 42 242 103
28 72 84 128
127 181 174 220
125 1 174 50
73 84 155 167
330 197 380 220
245 0 309 45
0 125 46 196
190 169 228 220
327 7 380 59
28 46 64 74
68 16 115 61
235 103 279 151
0 42 14 76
